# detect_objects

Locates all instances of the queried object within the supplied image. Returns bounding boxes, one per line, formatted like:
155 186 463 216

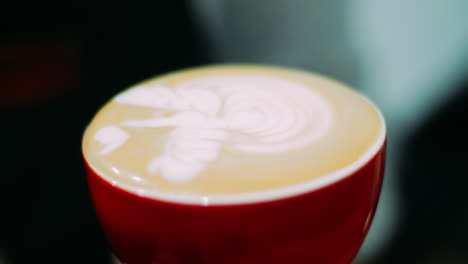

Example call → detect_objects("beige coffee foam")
82 65 384 197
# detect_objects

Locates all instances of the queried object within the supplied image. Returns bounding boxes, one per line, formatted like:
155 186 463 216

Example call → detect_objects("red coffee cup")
84 140 385 264
83 64 386 263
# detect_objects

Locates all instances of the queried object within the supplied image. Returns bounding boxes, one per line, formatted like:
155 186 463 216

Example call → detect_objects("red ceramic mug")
83 65 386 264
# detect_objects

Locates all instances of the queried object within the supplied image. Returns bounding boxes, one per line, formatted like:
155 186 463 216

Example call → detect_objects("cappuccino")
82 65 385 204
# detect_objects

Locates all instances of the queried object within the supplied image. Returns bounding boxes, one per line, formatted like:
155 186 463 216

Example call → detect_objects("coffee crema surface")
82 65 384 201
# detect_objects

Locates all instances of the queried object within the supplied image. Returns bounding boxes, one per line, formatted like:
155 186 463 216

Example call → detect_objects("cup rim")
83 90 386 206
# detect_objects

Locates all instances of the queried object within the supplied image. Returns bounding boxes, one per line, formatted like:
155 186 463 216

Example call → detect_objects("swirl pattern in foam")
92 74 333 183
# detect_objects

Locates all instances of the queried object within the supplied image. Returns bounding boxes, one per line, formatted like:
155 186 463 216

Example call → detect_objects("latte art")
94 75 332 183
209 76 332 152
82 65 384 197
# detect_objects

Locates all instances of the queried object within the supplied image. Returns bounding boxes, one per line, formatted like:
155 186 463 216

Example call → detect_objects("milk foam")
94 75 333 183
94 126 129 155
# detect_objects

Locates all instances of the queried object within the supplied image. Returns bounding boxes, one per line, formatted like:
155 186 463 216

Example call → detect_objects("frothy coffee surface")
83 65 384 199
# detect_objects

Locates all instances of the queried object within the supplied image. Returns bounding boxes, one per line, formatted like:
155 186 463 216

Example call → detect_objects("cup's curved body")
85 143 385 264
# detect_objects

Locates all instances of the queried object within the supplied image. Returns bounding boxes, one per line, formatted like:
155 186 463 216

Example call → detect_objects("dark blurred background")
1 1 467 263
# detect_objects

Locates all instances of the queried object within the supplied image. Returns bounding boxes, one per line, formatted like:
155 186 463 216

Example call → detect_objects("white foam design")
93 126 129 155
94 75 333 183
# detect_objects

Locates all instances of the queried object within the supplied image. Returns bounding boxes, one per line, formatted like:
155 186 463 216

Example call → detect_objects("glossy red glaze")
85 144 385 264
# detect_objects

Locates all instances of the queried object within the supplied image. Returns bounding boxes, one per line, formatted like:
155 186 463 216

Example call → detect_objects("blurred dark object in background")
0 40 78 106
0 1 207 263
377 75 468 264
